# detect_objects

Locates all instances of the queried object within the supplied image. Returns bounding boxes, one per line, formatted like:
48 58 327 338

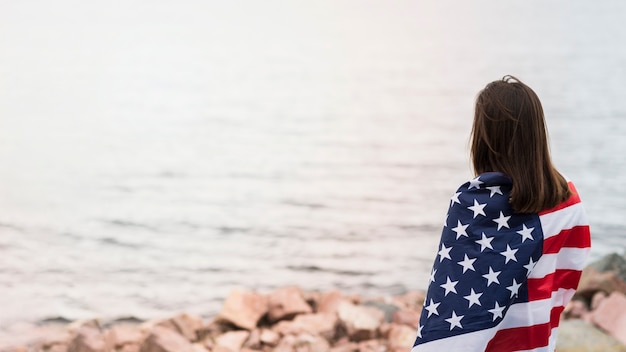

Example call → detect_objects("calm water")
1 0 626 335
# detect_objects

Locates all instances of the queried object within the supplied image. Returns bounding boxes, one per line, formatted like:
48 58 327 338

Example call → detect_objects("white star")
444 213 449 227
475 232 494 252
500 244 519 264
523 257 536 275
488 302 505 321
457 254 476 273
438 244 452 262
452 220 469 239
416 324 423 338
493 211 511 230
467 199 487 218
440 276 458 296
445 311 464 330
486 186 503 197
468 176 483 190
507 278 522 298
450 192 461 207
482 266 501 286
429 268 437 283
463 288 483 308
424 299 440 318
516 224 535 243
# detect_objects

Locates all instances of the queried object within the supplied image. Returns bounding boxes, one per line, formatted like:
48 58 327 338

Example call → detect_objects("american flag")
412 172 591 352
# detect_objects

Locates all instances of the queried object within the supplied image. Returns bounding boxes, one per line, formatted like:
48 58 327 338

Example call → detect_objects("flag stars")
500 244 519 264
445 311 464 330
438 244 452 262
487 186 503 197
467 199 487 218
457 254 477 273
452 220 469 239
482 266 501 286
475 232 494 252
464 288 483 308
429 268 437 283
493 211 511 230
516 224 535 243
450 192 461 207
424 299 441 318
416 324 424 338
507 279 522 298
488 302 505 321
468 176 483 190
440 276 459 296
524 257 537 275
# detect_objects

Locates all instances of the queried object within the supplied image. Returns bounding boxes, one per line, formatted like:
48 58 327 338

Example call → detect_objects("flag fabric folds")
412 172 591 352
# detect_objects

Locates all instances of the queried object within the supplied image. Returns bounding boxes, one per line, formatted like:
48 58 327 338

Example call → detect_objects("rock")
68 326 111 352
591 291 626 345
356 339 385 352
387 324 416 349
274 333 330 352
392 291 425 311
556 319 626 352
563 299 590 320
316 291 347 314
68 320 101 333
218 290 268 330
392 309 420 328
214 330 251 352
329 340 358 352
588 253 626 281
105 325 144 348
337 302 384 341
140 326 194 352
118 344 141 352
267 287 312 322
48 345 69 352
243 328 261 349
592 291 608 310
576 267 626 301
272 313 338 341
191 343 209 352
169 313 204 342
259 328 280 346
362 301 399 323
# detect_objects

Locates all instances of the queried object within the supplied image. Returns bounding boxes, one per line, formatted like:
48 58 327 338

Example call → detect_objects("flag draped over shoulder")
412 172 591 352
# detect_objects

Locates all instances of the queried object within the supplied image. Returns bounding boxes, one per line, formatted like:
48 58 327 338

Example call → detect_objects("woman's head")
470 76 570 213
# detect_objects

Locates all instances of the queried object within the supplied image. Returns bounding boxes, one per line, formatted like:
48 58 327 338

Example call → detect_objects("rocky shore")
2 253 626 352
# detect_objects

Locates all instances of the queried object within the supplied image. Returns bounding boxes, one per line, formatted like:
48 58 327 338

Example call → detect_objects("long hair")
470 75 571 213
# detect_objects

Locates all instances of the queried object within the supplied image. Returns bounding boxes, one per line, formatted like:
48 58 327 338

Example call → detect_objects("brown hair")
470 75 571 213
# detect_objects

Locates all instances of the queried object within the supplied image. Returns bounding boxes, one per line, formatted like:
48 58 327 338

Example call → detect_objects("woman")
412 76 591 351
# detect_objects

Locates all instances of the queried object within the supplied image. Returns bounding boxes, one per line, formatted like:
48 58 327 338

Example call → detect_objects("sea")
1 0 625 339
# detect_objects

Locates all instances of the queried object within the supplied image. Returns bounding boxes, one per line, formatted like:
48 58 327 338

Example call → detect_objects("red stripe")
543 225 591 254
485 306 565 352
539 182 581 215
527 269 583 301
485 323 551 351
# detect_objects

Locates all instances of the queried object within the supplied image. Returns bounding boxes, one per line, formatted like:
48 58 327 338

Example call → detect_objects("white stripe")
499 288 575 330
411 326 496 351
529 248 590 279
539 203 587 238
411 290 572 351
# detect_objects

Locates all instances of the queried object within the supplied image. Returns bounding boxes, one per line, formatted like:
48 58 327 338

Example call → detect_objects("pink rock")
387 324 416 349
106 325 144 348
392 291 426 311
576 268 626 300
169 313 204 341
329 341 358 352
591 291 608 310
591 291 626 345
272 313 338 340
259 328 280 346
274 333 330 352
218 290 268 330
392 309 420 328
337 302 384 341
563 299 590 320
357 339 385 352
215 330 251 352
68 326 111 352
243 328 261 349
48 345 69 352
316 291 347 314
191 343 209 352
267 287 312 322
118 344 141 352
140 326 194 352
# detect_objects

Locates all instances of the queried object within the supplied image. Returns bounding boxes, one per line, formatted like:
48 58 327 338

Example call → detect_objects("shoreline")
2 254 626 352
